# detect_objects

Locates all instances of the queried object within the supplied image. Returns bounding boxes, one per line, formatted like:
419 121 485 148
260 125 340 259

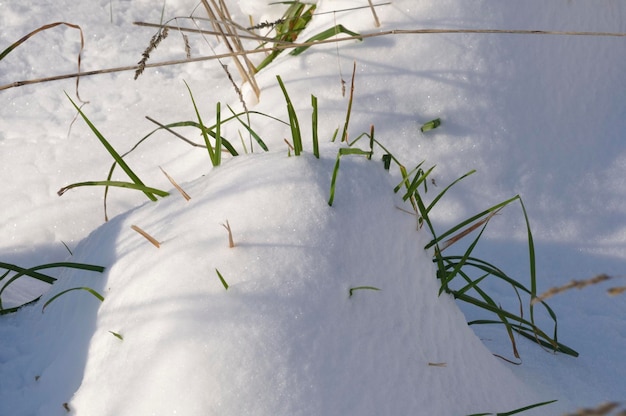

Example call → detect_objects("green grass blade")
328 148 372 206
42 286 104 313
65 93 158 201
58 180 169 197
0 262 105 311
276 75 302 155
425 195 520 250
291 24 362 56
348 286 381 297
466 399 557 416
184 80 216 164
420 118 441 133
215 268 229 290
424 170 476 215
215 102 222 166
226 106 269 151
311 94 319 158
519 198 537 323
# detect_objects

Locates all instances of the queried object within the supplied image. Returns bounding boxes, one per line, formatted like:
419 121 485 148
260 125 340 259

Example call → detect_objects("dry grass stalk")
427 362 447 367
563 402 623 416
221 220 235 248
531 274 612 305
367 0 381 27
607 285 626 296
438 210 500 252
159 166 191 201
199 0 260 99
0 22 87 102
4 27 626 92
131 225 161 248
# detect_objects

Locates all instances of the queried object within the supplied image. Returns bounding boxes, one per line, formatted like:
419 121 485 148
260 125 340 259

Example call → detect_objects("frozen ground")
1 1 625 415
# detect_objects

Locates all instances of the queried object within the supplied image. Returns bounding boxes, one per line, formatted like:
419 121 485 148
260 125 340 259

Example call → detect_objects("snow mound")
18 147 538 415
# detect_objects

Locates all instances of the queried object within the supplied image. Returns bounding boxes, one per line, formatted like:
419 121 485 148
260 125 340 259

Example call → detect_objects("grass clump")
0 261 105 315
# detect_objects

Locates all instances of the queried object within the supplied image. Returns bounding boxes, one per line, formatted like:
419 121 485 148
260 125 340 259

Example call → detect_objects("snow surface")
1 0 625 415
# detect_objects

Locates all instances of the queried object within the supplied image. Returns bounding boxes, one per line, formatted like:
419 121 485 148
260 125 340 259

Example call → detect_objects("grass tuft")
62 93 168 202
0 262 105 314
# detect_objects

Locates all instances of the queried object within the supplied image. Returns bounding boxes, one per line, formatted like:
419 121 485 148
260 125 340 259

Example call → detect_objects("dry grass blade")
427 362 447 367
531 274 612 305
0 22 86 102
221 220 235 248
159 166 191 201
367 0 381 27
199 0 260 99
608 286 626 296
131 225 161 248
562 402 622 416
438 209 500 252
4 26 626 91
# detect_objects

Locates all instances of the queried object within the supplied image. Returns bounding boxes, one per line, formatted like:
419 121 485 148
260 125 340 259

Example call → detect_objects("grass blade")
0 262 105 311
184 80 216 164
291 24 362 56
276 75 302 155
65 93 159 201
42 286 104 313
58 180 169 197
349 286 381 297
215 268 229 290
328 148 372 206
311 94 319 158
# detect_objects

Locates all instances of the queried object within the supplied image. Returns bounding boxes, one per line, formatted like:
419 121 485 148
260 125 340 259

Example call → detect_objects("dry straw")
2 16 626 92
532 274 625 305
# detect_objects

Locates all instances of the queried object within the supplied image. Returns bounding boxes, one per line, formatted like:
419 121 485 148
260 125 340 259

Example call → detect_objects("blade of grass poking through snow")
311 94 319 158
340 62 357 142
290 25 362 56
519 198 538 324
420 118 441 133
215 102 222 166
109 331 124 341
349 286 381 297
255 1 316 72
328 147 373 206
42 287 104 313
276 75 302 155
183 81 219 166
467 399 558 416
215 269 228 290
226 105 269 151
58 180 170 197
65 93 161 201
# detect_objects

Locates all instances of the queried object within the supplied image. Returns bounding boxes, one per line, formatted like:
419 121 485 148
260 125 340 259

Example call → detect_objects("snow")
1 0 625 415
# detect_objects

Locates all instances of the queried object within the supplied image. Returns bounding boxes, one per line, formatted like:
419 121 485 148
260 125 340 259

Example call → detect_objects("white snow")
1 1 625 415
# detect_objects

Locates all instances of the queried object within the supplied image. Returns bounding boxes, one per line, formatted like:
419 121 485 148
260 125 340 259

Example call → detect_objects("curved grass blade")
0 262 105 311
226 106 269 151
42 286 104 313
328 147 372 206
276 75 302 155
291 24 362 56
184 80 216 164
349 286 381 297
65 93 159 201
58 180 169 197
